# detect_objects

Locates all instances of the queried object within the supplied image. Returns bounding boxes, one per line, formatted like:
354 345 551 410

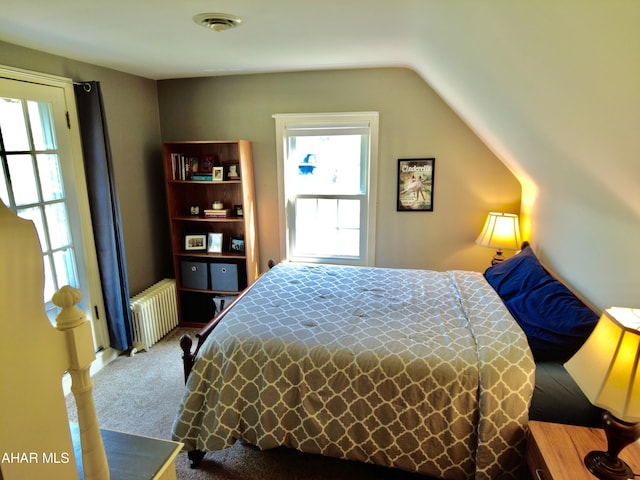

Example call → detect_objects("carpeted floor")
66 327 435 480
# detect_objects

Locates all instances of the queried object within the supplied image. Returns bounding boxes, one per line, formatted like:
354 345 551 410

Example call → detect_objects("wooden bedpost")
54 286 110 480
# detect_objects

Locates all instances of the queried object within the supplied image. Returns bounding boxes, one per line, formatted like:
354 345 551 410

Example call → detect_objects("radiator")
130 278 178 352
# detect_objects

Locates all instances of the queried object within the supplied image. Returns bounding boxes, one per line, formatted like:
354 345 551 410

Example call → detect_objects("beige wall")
0 40 523 291
0 41 170 294
157 68 521 273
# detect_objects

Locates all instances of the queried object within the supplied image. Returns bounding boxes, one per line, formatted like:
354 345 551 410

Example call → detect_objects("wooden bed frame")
0 203 109 479
178 259 278 468
1 203 183 479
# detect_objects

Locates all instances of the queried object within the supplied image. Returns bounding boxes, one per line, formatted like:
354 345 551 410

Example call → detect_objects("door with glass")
0 71 108 350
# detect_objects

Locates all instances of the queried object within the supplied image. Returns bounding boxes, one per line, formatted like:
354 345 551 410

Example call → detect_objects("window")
0 96 80 304
274 112 379 265
0 68 108 350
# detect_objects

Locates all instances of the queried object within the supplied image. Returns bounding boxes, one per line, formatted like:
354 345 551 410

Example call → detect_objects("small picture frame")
207 232 223 254
234 204 244 217
229 237 245 254
227 164 240 179
200 155 214 173
185 234 206 251
397 158 435 212
212 166 224 182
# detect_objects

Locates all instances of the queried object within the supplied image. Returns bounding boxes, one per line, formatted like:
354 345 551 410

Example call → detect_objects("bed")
172 243 601 480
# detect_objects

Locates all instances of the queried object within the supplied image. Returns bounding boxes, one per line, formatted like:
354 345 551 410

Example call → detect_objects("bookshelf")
163 140 259 325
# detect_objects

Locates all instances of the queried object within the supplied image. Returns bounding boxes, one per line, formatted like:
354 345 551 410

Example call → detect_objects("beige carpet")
66 327 435 479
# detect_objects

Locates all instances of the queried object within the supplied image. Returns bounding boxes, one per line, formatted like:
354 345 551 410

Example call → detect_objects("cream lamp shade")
564 307 640 422
564 307 640 480
475 212 522 264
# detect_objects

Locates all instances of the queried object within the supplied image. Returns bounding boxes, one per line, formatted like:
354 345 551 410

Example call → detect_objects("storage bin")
210 263 239 292
181 260 208 290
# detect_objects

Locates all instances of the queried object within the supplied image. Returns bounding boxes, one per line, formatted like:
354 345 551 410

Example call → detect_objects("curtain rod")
0 65 93 91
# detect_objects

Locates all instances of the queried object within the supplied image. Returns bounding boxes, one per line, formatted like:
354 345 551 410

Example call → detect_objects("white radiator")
130 278 178 352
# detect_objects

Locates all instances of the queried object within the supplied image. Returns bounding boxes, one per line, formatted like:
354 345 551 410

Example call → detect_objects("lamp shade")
475 212 522 250
565 307 640 422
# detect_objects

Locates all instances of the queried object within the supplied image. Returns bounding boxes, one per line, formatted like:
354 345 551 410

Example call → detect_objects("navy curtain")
74 81 133 351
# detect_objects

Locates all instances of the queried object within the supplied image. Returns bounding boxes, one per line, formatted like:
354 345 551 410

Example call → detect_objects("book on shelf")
203 209 231 218
171 154 215 180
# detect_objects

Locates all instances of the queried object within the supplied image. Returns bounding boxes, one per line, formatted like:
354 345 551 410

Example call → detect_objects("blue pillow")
484 244 598 362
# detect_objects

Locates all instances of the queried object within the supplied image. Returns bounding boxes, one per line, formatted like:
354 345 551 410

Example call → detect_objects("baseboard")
62 347 120 396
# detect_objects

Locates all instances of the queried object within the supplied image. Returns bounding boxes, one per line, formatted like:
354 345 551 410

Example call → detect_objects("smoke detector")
193 13 243 32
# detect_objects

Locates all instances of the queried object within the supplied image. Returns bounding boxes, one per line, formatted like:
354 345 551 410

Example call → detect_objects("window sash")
274 112 378 266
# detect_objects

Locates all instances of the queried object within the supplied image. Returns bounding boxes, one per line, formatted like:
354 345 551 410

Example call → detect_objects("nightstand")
71 423 182 480
527 420 640 480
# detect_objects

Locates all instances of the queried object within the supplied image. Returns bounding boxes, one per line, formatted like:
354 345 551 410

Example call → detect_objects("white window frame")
274 112 379 266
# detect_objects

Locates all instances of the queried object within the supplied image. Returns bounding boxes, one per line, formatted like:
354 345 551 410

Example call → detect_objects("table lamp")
475 212 522 265
564 307 640 480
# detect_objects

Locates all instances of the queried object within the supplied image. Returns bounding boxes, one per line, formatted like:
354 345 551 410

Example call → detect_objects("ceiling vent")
193 13 242 32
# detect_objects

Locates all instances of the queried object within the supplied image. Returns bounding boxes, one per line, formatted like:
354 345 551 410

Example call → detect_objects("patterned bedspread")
172 263 535 480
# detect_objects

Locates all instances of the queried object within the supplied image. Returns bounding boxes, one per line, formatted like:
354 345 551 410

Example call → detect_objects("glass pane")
0 168 9 207
37 154 64 201
45 202 71 249
53 248 78 289
42 254 55 303
294 198 319 255
337 199 360 229
27 100 57 151
293 198 360 258
17 206 47 251
0 97 30 151
337 230 359 256
7 154 39 205
287 134 364 195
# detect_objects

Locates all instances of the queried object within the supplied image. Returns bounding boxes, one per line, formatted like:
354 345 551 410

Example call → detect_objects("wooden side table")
71 423 183 480
527 420 640 480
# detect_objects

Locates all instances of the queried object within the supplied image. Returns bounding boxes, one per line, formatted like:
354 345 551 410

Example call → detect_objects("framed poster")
396 158 435 211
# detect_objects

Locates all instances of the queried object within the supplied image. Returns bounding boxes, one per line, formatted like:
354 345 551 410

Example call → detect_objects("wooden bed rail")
180 259 277 382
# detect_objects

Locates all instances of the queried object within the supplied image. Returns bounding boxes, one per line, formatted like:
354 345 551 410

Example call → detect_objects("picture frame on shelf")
229 237 245 254
212 166 224 181
200 155 214 173
396 158 435 212
234 204 243 217
185 234 206 251
207 232 223 254
227 163 240 180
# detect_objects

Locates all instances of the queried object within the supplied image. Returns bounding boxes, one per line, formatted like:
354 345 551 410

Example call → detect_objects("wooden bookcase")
163 140 259 326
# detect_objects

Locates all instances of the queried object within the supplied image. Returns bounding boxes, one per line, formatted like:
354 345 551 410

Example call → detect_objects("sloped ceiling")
2 0 638 306
408 2 640 220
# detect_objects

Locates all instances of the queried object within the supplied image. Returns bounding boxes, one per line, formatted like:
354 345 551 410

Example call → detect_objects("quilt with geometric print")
172 263 535 480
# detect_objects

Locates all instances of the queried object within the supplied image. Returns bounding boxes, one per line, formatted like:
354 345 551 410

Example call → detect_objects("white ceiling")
0 0 421 80
1 0 639 217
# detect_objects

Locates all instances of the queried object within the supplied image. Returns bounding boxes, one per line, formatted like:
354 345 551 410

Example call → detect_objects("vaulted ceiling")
2 0 638 223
